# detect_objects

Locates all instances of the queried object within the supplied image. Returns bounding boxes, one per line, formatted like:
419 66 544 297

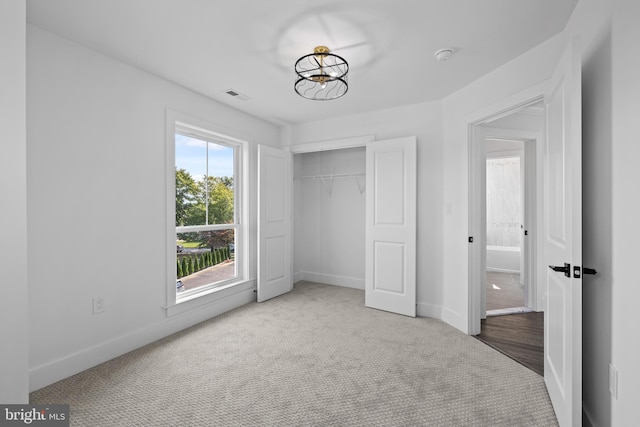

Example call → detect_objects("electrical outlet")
92 297 105 314
609 363 618 399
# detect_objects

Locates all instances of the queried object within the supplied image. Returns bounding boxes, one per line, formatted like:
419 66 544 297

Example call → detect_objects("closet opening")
292 147 367 290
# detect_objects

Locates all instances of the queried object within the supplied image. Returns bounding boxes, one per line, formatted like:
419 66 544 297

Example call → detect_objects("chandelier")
294 46 349 100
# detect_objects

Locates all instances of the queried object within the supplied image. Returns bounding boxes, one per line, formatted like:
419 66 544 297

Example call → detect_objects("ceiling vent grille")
224 89 250 101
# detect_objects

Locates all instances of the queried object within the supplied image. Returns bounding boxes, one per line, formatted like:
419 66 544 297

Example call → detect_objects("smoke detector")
434 48 454 62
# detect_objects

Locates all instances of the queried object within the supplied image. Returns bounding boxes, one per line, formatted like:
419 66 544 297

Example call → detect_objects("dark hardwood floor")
475 312 544 376
476 272 544 376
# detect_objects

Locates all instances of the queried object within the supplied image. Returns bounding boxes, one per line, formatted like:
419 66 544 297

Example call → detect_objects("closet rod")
294 172 365 181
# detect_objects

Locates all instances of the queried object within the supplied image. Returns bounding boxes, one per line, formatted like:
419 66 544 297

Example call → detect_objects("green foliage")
205 177 234 225
176 169 234 228
177 258 184 278
181 257 189 276
175 168 199 227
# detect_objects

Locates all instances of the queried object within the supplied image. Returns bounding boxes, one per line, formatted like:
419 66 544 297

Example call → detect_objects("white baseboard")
29 285 256 392
417 302 441 318
294 271 365 290
441 307 465 333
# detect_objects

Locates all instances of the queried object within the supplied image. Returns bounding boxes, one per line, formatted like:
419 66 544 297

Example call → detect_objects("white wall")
26 25 281 391
441 34 565 332
0 0 29 403
286 102 444 317
440 2 618 423
611 1 640 425
293 148 366 288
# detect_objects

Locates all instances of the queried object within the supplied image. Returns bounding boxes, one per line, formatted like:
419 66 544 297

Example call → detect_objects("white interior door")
257 145 292 302
365 136 417 317
543 37 582 427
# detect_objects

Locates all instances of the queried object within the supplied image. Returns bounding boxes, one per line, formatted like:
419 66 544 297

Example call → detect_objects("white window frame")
165 110 251 316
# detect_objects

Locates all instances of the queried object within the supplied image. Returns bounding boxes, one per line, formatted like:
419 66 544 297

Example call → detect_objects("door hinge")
468 236 473 243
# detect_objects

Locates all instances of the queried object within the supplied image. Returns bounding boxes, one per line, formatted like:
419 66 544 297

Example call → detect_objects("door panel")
365 137 416 317
543 37 582 427
257 145 292 302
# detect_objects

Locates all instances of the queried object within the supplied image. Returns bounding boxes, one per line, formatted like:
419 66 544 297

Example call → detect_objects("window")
486 155 522 248
167 113 247 310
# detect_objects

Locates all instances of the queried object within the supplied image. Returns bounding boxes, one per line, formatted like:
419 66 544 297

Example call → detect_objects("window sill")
165 279 255 317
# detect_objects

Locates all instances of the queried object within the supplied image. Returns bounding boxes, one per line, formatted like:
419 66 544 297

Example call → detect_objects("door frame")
467 85 546 335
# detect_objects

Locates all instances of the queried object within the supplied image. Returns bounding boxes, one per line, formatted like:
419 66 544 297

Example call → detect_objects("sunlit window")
174 124 242 298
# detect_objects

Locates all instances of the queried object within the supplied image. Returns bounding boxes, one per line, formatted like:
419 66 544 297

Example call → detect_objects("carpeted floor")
30 281 558 426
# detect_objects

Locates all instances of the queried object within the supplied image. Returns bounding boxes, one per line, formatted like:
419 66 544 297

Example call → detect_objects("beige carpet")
30 282 558 426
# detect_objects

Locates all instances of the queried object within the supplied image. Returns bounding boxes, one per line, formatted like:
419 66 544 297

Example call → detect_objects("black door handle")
549 263 571 277
583 267 597 275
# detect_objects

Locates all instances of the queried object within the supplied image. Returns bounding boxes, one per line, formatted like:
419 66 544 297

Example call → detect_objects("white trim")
486 306 534 317
440 306 464 327
295 271 364 290
466 85 546 336
177 224 238 233
29 285 256 392
166 109 250 316
168 279 255 316
417 302 442 319
288 134 375 153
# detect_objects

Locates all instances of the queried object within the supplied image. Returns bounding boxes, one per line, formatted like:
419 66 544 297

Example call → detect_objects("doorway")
484 142 528 315
469 99 545 374
281 134 417 317
469 98 545 326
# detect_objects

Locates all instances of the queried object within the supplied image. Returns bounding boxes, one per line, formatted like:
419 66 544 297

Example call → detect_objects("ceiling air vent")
224 89 250 101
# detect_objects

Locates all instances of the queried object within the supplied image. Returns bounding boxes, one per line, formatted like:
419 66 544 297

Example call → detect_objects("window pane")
175 134 206 226
175 134 235 226
207 141 234 224
176 229 237 294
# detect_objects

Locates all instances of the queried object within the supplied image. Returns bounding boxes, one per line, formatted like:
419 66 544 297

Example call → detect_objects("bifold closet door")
257 145 292 302
365 136 417 317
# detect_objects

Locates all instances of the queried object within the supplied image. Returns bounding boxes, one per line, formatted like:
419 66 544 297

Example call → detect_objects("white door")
543 37 582 427
257 145 292 302
365 137 417 317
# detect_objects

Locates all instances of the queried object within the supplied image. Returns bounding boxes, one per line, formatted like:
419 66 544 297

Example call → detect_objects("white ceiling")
26 0 577 126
